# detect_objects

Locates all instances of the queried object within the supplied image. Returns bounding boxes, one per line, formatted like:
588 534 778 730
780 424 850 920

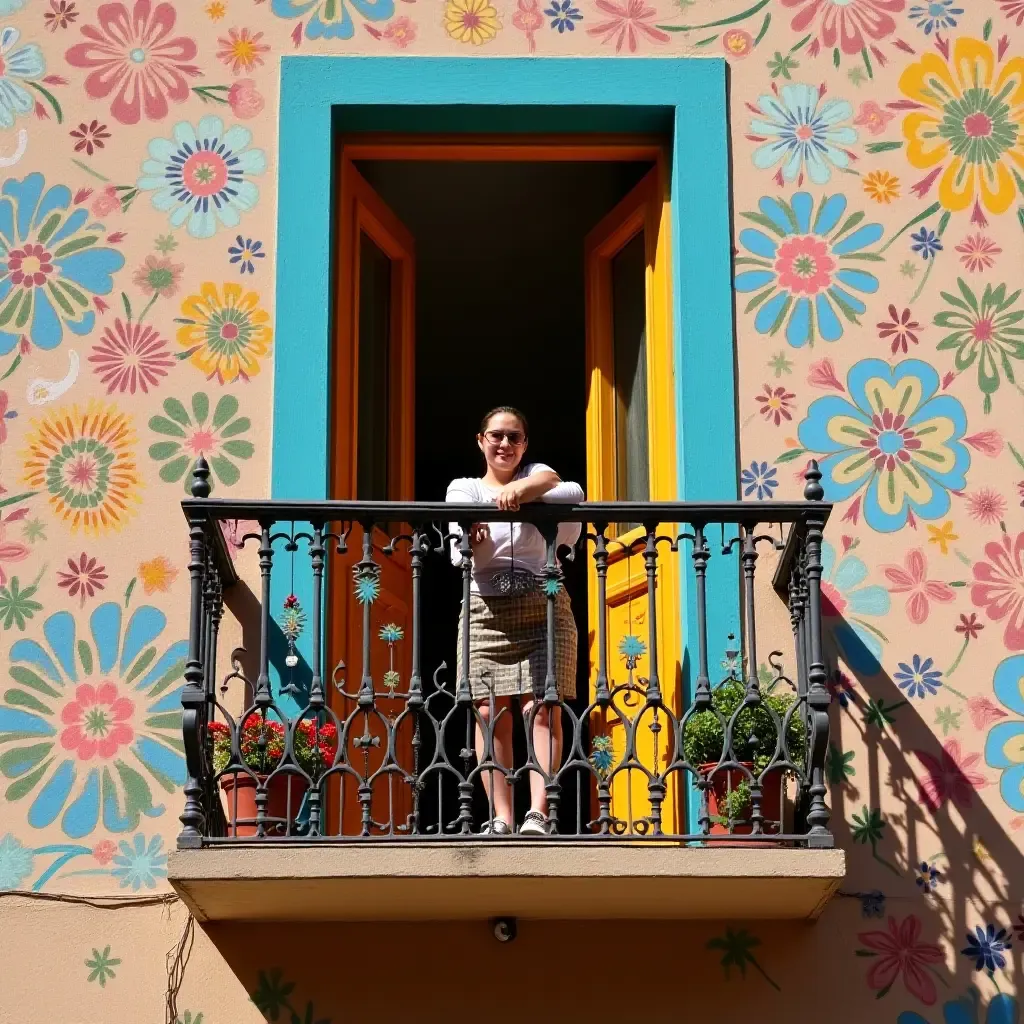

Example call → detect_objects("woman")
447 406 583 836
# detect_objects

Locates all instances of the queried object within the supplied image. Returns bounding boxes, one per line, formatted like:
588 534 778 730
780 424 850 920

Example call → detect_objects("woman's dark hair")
479 406 528 437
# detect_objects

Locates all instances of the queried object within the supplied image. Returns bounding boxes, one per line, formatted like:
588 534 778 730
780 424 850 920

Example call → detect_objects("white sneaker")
479 818 511 835
519 810 551 836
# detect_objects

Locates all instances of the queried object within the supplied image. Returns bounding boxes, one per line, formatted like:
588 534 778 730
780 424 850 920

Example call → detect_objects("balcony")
168 459 845 923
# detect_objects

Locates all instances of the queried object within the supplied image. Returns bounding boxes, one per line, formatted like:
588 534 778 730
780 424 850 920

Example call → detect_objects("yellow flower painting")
22 403 141 535
443 0 501 44
137 555 179 595
899 37 1024 216
176 282 273 384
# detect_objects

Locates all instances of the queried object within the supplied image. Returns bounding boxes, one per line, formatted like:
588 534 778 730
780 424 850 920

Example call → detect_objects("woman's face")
477 412 527 475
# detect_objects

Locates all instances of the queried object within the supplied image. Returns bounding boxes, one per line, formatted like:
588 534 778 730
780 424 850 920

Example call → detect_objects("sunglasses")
482 429 526 446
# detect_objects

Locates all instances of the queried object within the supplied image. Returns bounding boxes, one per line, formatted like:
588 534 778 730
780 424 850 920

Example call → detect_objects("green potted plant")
210 718 338 836
682 678 806 836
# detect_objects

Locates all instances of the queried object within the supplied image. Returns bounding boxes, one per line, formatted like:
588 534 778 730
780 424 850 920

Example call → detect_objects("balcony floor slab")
169 842 845 923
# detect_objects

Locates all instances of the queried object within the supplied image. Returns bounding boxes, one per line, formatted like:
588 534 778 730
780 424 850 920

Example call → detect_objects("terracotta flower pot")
219 772 309 837
699 762 784 838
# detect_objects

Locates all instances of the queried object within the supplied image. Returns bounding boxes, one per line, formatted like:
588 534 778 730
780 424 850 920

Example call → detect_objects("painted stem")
137 292 159 325
71 158 110 182
879 201 941 252
909 256 937 303
657 0 770 32
944 636 970 680
27 80 62 122
0 352 21 380
751 956 782 993
31 845 92 891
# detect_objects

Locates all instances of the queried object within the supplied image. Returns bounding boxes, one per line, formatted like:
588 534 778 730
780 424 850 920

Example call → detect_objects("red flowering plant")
209 718 338 778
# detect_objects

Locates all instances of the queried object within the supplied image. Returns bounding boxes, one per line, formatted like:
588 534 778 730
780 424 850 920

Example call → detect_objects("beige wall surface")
0 0 1022 1021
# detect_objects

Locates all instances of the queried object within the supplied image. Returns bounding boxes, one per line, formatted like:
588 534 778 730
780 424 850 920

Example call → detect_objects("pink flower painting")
881 549 954 625
914 739 988 811
512 0 543 50
89 319 174 395
0 522 29 587
971 531 1024 651
775 236 836 295
853 100 895 135
967 696 1008 730
65 0 200 125
856 915 945 1005
781 0 904 55
587 0 668 53
59 682 135 760
228 79 265 119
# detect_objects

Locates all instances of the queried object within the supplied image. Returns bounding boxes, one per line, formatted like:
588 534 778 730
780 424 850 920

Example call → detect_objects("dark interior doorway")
354 158 651 831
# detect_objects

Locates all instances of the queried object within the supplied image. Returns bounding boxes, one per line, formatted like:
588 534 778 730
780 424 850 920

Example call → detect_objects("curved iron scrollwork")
178 456 833 847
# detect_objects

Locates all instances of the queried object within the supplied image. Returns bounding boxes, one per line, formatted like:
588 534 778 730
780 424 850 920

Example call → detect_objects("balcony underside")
169 844 845 923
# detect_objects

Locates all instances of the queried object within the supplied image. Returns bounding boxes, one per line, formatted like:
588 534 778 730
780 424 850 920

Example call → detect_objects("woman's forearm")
541 480 584 503
516 470 560 502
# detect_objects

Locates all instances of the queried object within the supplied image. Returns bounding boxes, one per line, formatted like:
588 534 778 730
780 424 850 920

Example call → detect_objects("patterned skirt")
455 589 577 700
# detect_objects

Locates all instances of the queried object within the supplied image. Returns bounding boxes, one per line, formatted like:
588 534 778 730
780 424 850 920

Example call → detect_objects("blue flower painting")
734 191 883 348
0 27 44 129
820 538 890 675
749 83 857 184
137 117 267 239
898 991 1018 1024
984 654 1024 813
270 0 395 39
0 603 187 839
111 833 168 891
0 173 125 354
797 359 970 532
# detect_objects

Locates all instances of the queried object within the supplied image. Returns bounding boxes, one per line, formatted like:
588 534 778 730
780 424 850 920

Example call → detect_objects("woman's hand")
495 481 526 511
470 523 490 546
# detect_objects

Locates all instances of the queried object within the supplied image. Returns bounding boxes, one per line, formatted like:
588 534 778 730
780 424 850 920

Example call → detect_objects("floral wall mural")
0 0 1020 1021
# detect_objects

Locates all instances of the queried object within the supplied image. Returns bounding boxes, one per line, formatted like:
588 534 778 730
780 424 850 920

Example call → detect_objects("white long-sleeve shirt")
446 463 584 596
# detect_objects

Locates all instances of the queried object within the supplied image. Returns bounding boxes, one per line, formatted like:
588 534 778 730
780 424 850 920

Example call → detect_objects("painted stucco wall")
0 1 1023 1022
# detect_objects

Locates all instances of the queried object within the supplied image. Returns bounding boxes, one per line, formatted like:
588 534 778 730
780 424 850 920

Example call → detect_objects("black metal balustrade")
177 458 833 848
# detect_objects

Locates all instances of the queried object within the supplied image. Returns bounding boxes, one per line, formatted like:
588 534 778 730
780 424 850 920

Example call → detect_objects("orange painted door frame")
328 159 416 836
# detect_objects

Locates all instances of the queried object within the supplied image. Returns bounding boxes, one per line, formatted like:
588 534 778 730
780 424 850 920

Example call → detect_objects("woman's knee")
524 701 560 731
475 697 510 725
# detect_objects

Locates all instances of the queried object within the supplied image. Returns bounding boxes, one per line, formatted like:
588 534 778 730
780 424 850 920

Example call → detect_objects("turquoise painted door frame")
270 57 740 830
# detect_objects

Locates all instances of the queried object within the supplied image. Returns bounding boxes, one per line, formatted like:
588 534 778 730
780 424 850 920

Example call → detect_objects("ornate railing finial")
803 459 824 502
191 456 212 499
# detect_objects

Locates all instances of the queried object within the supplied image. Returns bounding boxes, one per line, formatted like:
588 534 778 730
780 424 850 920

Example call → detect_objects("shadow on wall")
825 614 1022 1016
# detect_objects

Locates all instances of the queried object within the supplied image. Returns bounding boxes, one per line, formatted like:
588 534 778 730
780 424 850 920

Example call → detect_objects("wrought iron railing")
177 458 833 848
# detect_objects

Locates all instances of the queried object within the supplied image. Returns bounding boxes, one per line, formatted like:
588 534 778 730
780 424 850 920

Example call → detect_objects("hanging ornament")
378 623 404 693
281 593 306 668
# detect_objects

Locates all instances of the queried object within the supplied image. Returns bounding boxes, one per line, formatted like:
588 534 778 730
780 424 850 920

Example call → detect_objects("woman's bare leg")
522 699 563 816
475 697 514 825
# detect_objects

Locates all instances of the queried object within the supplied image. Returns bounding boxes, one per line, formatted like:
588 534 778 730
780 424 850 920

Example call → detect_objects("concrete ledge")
169 843 845 923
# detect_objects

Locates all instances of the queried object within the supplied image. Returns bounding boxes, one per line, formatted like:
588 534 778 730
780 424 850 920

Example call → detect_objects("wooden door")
329 160 416 836
584 166 683 835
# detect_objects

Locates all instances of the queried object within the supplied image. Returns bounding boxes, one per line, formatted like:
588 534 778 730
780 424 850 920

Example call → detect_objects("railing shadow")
825 617 1022 994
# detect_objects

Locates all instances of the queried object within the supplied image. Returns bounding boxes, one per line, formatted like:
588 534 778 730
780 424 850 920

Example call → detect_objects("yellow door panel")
584 163 683 835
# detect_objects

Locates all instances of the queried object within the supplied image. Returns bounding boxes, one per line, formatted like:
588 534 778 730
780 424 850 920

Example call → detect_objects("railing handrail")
182 497 833 523
183 494 832 591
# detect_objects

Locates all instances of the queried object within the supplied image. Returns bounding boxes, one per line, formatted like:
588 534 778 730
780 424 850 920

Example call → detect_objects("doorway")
329 142 684 835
